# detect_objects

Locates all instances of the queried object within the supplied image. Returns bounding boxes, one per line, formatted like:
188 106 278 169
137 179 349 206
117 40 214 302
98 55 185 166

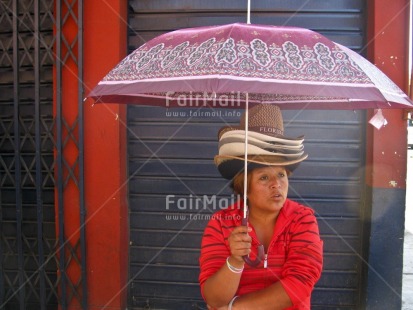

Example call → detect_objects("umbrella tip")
369 109 387 129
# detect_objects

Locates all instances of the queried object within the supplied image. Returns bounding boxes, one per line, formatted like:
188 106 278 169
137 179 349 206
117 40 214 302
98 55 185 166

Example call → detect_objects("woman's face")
248 166 289 213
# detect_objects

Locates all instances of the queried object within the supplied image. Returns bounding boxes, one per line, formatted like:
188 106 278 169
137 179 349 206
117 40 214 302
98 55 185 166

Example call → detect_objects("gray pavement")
403 232 413 309
403 147 413 309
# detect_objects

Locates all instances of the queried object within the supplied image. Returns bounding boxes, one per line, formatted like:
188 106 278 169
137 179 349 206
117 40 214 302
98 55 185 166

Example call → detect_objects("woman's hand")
228 225 252 264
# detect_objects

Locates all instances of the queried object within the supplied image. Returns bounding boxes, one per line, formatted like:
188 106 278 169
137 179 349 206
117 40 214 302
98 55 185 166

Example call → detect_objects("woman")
199 104 323 309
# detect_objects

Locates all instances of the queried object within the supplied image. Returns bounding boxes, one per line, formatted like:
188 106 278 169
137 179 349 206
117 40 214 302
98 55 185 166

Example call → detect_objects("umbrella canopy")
88 23 413 110
87 22 413 267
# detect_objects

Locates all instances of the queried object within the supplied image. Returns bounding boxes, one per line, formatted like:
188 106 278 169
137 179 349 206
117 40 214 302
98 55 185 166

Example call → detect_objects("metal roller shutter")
0 1 57 307
127 1 367 309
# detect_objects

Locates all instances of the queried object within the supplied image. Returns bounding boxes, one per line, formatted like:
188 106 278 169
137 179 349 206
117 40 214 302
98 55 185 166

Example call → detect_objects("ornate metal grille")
0 0 86 308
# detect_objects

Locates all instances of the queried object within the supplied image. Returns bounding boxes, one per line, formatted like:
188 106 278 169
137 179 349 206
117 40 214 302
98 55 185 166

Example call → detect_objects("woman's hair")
231 167 292 196
231 172 251 196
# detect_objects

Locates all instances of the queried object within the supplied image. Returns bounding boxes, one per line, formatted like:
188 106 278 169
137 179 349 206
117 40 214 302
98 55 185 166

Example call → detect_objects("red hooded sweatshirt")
199 199 323 309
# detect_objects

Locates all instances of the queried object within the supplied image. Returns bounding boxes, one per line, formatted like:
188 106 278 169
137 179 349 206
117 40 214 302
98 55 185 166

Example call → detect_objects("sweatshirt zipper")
263 238 276 269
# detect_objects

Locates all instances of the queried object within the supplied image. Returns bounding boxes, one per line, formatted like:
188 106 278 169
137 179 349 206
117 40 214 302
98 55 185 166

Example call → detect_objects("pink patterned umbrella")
87 23 412 267
88 23 413 110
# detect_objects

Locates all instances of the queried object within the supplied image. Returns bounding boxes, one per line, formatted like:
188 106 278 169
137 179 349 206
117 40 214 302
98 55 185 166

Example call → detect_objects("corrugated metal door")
127 1 367 309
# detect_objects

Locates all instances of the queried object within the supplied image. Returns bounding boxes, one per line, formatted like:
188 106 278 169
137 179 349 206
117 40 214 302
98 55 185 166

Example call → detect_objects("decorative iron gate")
0 0 86 308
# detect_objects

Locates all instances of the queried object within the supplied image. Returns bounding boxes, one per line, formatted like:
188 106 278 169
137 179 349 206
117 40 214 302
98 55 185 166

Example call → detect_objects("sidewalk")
403 147 413 309
403 232 413 309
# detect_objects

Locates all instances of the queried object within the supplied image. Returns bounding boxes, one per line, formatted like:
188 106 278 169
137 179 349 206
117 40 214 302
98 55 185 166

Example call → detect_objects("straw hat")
214 104 308 179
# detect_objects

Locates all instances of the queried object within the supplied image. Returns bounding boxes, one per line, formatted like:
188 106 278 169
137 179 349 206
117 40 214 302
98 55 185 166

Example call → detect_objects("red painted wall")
364 1 410 307
366 0 410 189
83 1 128 308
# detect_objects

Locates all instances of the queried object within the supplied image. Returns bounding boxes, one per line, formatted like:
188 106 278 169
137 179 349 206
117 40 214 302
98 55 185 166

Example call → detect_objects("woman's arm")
202 255 243 307
201 225 252 308
231 281 292 310
279 210 323 306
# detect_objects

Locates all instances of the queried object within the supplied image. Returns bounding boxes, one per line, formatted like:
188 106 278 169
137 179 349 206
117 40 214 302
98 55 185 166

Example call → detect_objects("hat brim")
214 154 308 180
220 129 304 146
219 142 305 157
219 135 304 151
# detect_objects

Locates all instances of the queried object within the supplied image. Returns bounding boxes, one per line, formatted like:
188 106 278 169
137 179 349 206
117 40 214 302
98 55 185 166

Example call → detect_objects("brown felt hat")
217 104 303 141
214 104 307 179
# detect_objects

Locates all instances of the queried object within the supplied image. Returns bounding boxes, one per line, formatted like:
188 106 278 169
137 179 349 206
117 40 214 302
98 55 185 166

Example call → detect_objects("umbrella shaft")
247 0 251 24
243 94 249 219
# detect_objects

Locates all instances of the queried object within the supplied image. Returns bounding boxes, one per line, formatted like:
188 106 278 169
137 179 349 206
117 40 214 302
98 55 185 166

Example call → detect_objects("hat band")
248 126 284 137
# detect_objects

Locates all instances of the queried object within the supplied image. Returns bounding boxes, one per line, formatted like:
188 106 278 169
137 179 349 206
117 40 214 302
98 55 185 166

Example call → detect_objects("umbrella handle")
241 218 265 267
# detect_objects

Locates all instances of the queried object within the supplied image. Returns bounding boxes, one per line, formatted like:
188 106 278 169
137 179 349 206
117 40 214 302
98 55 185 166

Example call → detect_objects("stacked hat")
214 104 308 179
